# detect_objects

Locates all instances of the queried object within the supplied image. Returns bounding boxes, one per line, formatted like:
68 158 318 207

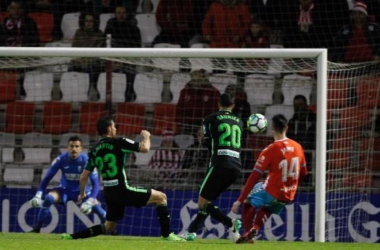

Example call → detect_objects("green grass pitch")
0 233 379 250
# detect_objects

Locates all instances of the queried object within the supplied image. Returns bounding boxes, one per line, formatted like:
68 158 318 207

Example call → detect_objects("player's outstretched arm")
30 161 60 207
139 130 151 153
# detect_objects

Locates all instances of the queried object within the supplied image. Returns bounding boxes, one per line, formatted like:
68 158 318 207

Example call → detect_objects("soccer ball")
247 113 267 134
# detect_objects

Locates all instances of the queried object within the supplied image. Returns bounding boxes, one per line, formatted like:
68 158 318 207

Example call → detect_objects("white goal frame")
0 47 328 242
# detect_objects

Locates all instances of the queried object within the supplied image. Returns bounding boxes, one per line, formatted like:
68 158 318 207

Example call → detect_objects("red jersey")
238 138 307 203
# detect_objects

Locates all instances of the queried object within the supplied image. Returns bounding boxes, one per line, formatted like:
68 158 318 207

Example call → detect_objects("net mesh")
0 52 379 242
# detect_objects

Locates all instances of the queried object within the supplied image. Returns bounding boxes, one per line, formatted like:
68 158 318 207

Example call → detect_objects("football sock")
156 204 170 237
92 204 106 223
36 194 55 228
72 224 105 239
205 203 233 228
242 203 255 233
188 209 209 233
253 207 272 231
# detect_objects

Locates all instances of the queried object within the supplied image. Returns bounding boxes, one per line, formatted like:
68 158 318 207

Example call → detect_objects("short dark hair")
293 95 307 104
272 114 288 133
219 93 235 107
97 116 113 136
68 135 82 145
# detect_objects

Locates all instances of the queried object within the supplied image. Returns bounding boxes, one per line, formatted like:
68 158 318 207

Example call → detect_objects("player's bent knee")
105 221 117 233
148 189 167 205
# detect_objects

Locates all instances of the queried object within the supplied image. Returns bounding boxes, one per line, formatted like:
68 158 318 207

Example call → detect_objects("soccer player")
179 93 243 242
29 136 106 233
231 114 308 244
61 116 184 241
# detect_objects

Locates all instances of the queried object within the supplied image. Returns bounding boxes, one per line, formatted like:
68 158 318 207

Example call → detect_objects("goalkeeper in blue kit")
29 136 106 233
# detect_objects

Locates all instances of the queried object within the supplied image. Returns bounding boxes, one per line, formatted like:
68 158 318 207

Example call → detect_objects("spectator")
71 12 105 87
241 20 270 48
104 5 141 101
181 126 209 182
287 95 316 150
1 1 40 46
241 19 270 70
202 0 251 48
148 130 184 185
176 69 220 135
332 1 380 63
104 5 140 47
287 94 315 186
153 0 199 48
265 0 350 49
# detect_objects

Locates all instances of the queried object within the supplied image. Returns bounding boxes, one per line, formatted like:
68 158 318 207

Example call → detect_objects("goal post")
1 47 380 242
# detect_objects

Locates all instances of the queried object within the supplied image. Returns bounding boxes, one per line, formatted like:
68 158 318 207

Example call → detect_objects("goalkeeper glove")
30 191 43 208
80 198 95 215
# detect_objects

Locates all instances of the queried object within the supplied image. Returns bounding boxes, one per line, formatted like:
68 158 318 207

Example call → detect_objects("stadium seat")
169 73 190 104
209 73 238 94
29 12 54 43
23 71 54 102
0 12 8 23
327 131 355 170
281 74 313 105
174 134 194 148
79 102 107 135
150 0 160 12
59 133 90 148
135 13 161 46
134 150 155 168
97 72 127 103
60 72 90 102
191 43 209 48
3 102 35 134
99 13 115 32
42 102 72 134
23 148 52 164
327 75 349 109
136 0 144 13
152 43 181 71
264 104 294 136
244 74 275 106
134 134 163 148
133 73 163 103
356 76 380 108
153 103 178 135
342 172 372 190
115 103 146 136
4 167 34 188
61 12 80 40
0 71 17 103
339 106 371 129
0 132 15 147
41 167 62 187
22 133 52 147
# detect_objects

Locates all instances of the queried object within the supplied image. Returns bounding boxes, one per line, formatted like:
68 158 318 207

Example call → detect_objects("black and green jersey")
203 109 243 169
85 137 140 189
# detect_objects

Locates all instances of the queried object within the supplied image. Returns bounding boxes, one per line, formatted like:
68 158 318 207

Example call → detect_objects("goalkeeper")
29 136 106 233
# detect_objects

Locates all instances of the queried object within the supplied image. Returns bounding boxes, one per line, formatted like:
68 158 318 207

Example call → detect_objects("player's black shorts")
104 185 151 221
199 166 240 201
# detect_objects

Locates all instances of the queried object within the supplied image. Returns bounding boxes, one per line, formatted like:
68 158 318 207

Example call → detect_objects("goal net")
0 48 379 243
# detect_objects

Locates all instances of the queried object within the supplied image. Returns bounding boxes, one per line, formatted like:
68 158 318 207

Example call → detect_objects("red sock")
253 207 272 232
242 203 255 233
